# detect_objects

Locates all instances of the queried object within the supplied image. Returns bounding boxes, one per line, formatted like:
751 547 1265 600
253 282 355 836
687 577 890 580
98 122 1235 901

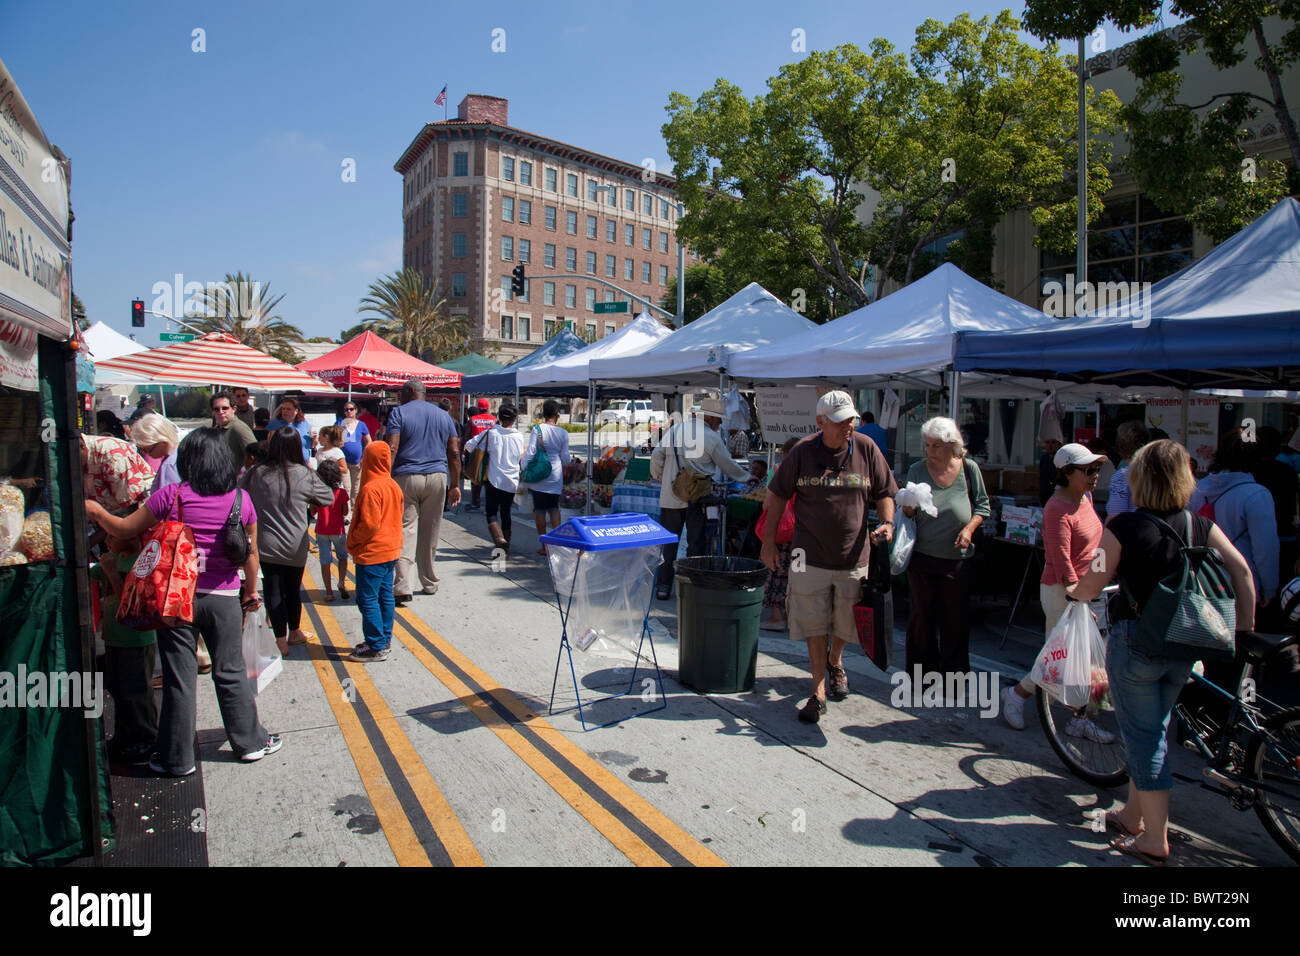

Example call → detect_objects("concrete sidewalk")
184 502 1292 866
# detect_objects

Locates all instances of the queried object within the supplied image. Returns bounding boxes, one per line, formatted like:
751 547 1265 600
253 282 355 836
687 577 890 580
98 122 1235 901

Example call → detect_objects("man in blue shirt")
856 411 888 461
386 378 461 603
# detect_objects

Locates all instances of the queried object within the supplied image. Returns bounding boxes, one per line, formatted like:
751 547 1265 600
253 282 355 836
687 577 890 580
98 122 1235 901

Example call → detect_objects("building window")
452 233 467 258
585 251 597 274
518 239 531 263
566 247 577 271
519 161 532 186
605 323 616 337
659 232 669 253
604 290 614 302
502 315 514 339
606 220 616 242
586 215 597 239
453 193 467 217
564 285 577 308
502 156 515 181
519 200 531 225
545 168 557 191
502 276 513 302
544 318 556 339
519 317 531 341
659 265 669 285
605 254 616 277
566 210 577 234
641 261 651 283
545 205 557 230
501 236 514 260
621 258 632 281
517 279 529 303
543 281 556 306
660 198 671 219
642 228 652 250
585 288 597 311
606 186 617 207
454 152 469 176
566 172 578 196
452 273 467 297
625 224 634 246
642 194 653 215
544 243 556 268
502 196 515 222
586 322 597 339
587 179 599 201
624 188 635 211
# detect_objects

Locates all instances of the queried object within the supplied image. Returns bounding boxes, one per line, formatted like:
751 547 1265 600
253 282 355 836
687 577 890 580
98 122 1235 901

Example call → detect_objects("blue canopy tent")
459 329 589 397
953 198 1300 392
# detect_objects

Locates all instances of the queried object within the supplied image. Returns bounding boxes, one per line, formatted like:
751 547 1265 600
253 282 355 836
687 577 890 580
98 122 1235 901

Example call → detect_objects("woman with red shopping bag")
84 427 281 776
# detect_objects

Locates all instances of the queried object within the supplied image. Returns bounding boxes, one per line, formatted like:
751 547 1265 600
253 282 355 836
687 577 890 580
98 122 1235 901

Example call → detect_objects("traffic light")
131 299 145 327
511 264 526 297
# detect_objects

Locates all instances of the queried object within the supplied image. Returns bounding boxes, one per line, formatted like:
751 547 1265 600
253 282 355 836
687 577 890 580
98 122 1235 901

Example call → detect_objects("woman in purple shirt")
84 427 282 776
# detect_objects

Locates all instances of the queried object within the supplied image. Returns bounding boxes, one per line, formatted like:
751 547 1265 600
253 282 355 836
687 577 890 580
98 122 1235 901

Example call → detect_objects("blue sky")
3 0 1136 345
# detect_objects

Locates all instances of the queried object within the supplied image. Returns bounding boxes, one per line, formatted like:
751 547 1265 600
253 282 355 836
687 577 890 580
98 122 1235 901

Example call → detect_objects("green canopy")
439 353 505 376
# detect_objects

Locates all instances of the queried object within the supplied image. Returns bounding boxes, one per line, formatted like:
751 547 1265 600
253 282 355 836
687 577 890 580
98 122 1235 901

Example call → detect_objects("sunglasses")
1072 465 1103 476
344 406 356 411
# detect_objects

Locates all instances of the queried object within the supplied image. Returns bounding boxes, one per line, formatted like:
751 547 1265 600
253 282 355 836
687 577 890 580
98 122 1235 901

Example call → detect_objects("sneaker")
349 646 390 663
827 661 849 701
241 734 283 762
798 696 827 724
394 593 412 607
1067 715 1116 744
655 585 671 601
149 754 196 776
1002 686 1026 730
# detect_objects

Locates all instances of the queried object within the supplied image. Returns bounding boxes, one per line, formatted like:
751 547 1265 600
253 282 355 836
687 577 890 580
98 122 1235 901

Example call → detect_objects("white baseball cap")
1053 442 1106 469
816 390 858 423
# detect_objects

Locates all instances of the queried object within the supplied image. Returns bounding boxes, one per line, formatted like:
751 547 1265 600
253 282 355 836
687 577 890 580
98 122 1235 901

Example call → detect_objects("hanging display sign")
755 387 821 443
1145 397 1220 471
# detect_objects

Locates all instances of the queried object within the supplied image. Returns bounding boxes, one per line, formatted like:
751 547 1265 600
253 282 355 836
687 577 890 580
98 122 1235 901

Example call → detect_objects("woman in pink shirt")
1003 443 1110 739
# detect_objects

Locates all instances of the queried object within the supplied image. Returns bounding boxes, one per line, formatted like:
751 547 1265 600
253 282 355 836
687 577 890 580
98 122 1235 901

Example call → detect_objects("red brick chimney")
457 95 508 125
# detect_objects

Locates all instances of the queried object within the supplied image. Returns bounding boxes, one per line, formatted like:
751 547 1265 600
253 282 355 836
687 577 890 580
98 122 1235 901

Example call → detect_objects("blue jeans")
355 560 396 651
1106 620 1195 791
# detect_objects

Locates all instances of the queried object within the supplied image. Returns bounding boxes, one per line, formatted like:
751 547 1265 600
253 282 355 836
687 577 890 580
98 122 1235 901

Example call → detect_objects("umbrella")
95 332 336 391
296 331 462 389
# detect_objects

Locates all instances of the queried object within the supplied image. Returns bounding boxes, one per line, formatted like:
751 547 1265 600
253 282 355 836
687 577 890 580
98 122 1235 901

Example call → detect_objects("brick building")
395 94 683 365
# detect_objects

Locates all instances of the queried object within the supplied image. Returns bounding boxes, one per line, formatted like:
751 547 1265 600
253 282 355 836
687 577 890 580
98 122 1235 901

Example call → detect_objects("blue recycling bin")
540 513 678 730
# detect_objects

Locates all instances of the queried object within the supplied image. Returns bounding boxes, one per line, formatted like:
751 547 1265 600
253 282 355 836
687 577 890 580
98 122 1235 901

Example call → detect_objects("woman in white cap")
1002 441 1113 742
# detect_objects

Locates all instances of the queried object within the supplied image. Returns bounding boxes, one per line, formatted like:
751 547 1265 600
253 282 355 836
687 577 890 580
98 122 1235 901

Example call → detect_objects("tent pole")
158 384 167 417
586 381 594 516
1180 389 1190 447
949 368 961 419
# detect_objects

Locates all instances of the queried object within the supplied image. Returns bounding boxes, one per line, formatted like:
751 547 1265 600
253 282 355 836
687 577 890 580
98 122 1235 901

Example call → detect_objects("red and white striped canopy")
95 333 337 391
296 331 462 389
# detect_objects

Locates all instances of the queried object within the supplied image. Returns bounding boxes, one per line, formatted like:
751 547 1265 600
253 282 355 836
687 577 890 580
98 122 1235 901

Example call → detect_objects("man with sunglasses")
211 392 256 472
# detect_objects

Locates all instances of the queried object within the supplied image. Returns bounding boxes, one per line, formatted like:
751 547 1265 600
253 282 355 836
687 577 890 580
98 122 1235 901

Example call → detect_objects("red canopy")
296 331 462 388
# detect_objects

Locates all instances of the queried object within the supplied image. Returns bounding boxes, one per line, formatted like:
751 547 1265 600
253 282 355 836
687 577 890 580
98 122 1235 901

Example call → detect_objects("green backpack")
521 425 553 484
1124 511 1237 662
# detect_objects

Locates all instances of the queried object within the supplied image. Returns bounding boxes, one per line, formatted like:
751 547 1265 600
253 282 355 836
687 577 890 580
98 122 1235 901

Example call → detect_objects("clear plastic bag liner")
549 544 662 661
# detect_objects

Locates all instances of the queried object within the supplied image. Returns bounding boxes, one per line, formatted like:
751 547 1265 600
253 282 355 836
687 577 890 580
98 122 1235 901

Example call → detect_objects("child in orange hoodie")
347 441 405 662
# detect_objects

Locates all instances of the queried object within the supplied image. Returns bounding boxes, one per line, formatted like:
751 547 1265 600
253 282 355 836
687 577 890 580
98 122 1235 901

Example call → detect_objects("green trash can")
674 556 769 693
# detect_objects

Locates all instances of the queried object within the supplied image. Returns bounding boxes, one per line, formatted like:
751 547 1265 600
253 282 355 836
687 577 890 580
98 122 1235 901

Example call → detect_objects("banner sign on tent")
1145 397 1220 470
756 387 821 443
0 318 38 391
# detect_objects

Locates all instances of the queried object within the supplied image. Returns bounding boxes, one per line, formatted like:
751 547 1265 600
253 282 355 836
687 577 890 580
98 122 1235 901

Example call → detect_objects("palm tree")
188 271 305 364
357 270 467 365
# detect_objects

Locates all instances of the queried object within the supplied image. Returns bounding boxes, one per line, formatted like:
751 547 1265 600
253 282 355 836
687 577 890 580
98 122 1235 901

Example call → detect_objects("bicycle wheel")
1038 687 1128 787
1245 706 1300 865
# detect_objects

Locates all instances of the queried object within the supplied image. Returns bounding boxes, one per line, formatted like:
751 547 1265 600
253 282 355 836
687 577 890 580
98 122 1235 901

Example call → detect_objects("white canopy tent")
85 321 156 387
588 283 817 391
516 313 672 388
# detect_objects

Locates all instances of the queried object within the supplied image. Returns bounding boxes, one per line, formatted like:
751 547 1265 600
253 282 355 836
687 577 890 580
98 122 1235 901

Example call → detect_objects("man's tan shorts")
786 563 869 643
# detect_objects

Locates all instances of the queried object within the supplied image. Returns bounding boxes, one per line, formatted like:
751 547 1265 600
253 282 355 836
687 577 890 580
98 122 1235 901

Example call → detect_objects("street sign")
593 301 628 314
159 332 195 342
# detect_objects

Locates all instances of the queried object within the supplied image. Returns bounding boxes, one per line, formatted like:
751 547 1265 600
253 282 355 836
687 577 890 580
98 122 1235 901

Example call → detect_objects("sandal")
1104 810 1142 838
287 630 314 645
339 587 350 600
1109 834 1168 866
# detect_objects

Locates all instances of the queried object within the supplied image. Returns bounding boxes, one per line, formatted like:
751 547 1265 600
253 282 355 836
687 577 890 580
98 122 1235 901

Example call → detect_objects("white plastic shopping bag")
242 610 283 694
1027 601 1106 708
889 511 917 575
896 482 938 517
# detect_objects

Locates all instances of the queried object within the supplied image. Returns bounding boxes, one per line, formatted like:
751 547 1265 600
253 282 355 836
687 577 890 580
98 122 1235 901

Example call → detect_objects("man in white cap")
762 390 897 723
650 397 752 600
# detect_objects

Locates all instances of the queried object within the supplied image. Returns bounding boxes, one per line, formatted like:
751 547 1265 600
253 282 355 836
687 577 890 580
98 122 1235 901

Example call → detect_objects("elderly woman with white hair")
901 417 990 676
131 414 183 492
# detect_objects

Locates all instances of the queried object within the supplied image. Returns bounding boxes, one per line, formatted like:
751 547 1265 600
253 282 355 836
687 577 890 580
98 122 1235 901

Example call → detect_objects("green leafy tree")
72 293 87 330
663 13 1120 315
1022 0 1298 241
357 269 467 364
188 271 304 364
660 263 736 324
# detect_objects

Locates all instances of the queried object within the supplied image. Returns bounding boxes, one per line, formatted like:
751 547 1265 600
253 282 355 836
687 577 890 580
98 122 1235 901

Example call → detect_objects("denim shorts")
317 533 347 569
1106 619 1195 791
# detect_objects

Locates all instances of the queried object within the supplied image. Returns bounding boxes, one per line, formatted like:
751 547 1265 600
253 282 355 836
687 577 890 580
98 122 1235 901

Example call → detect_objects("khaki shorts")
786 563 869 643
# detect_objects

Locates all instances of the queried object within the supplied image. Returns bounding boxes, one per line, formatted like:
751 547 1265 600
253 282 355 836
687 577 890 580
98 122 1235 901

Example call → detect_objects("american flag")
434 85 447 107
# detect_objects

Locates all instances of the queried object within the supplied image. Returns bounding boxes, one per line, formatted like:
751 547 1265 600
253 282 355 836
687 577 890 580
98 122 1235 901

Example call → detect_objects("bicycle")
1041 627 1300 863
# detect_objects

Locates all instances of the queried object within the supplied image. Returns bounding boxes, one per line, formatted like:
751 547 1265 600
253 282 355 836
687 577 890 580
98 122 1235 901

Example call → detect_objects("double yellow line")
297 558 724 867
